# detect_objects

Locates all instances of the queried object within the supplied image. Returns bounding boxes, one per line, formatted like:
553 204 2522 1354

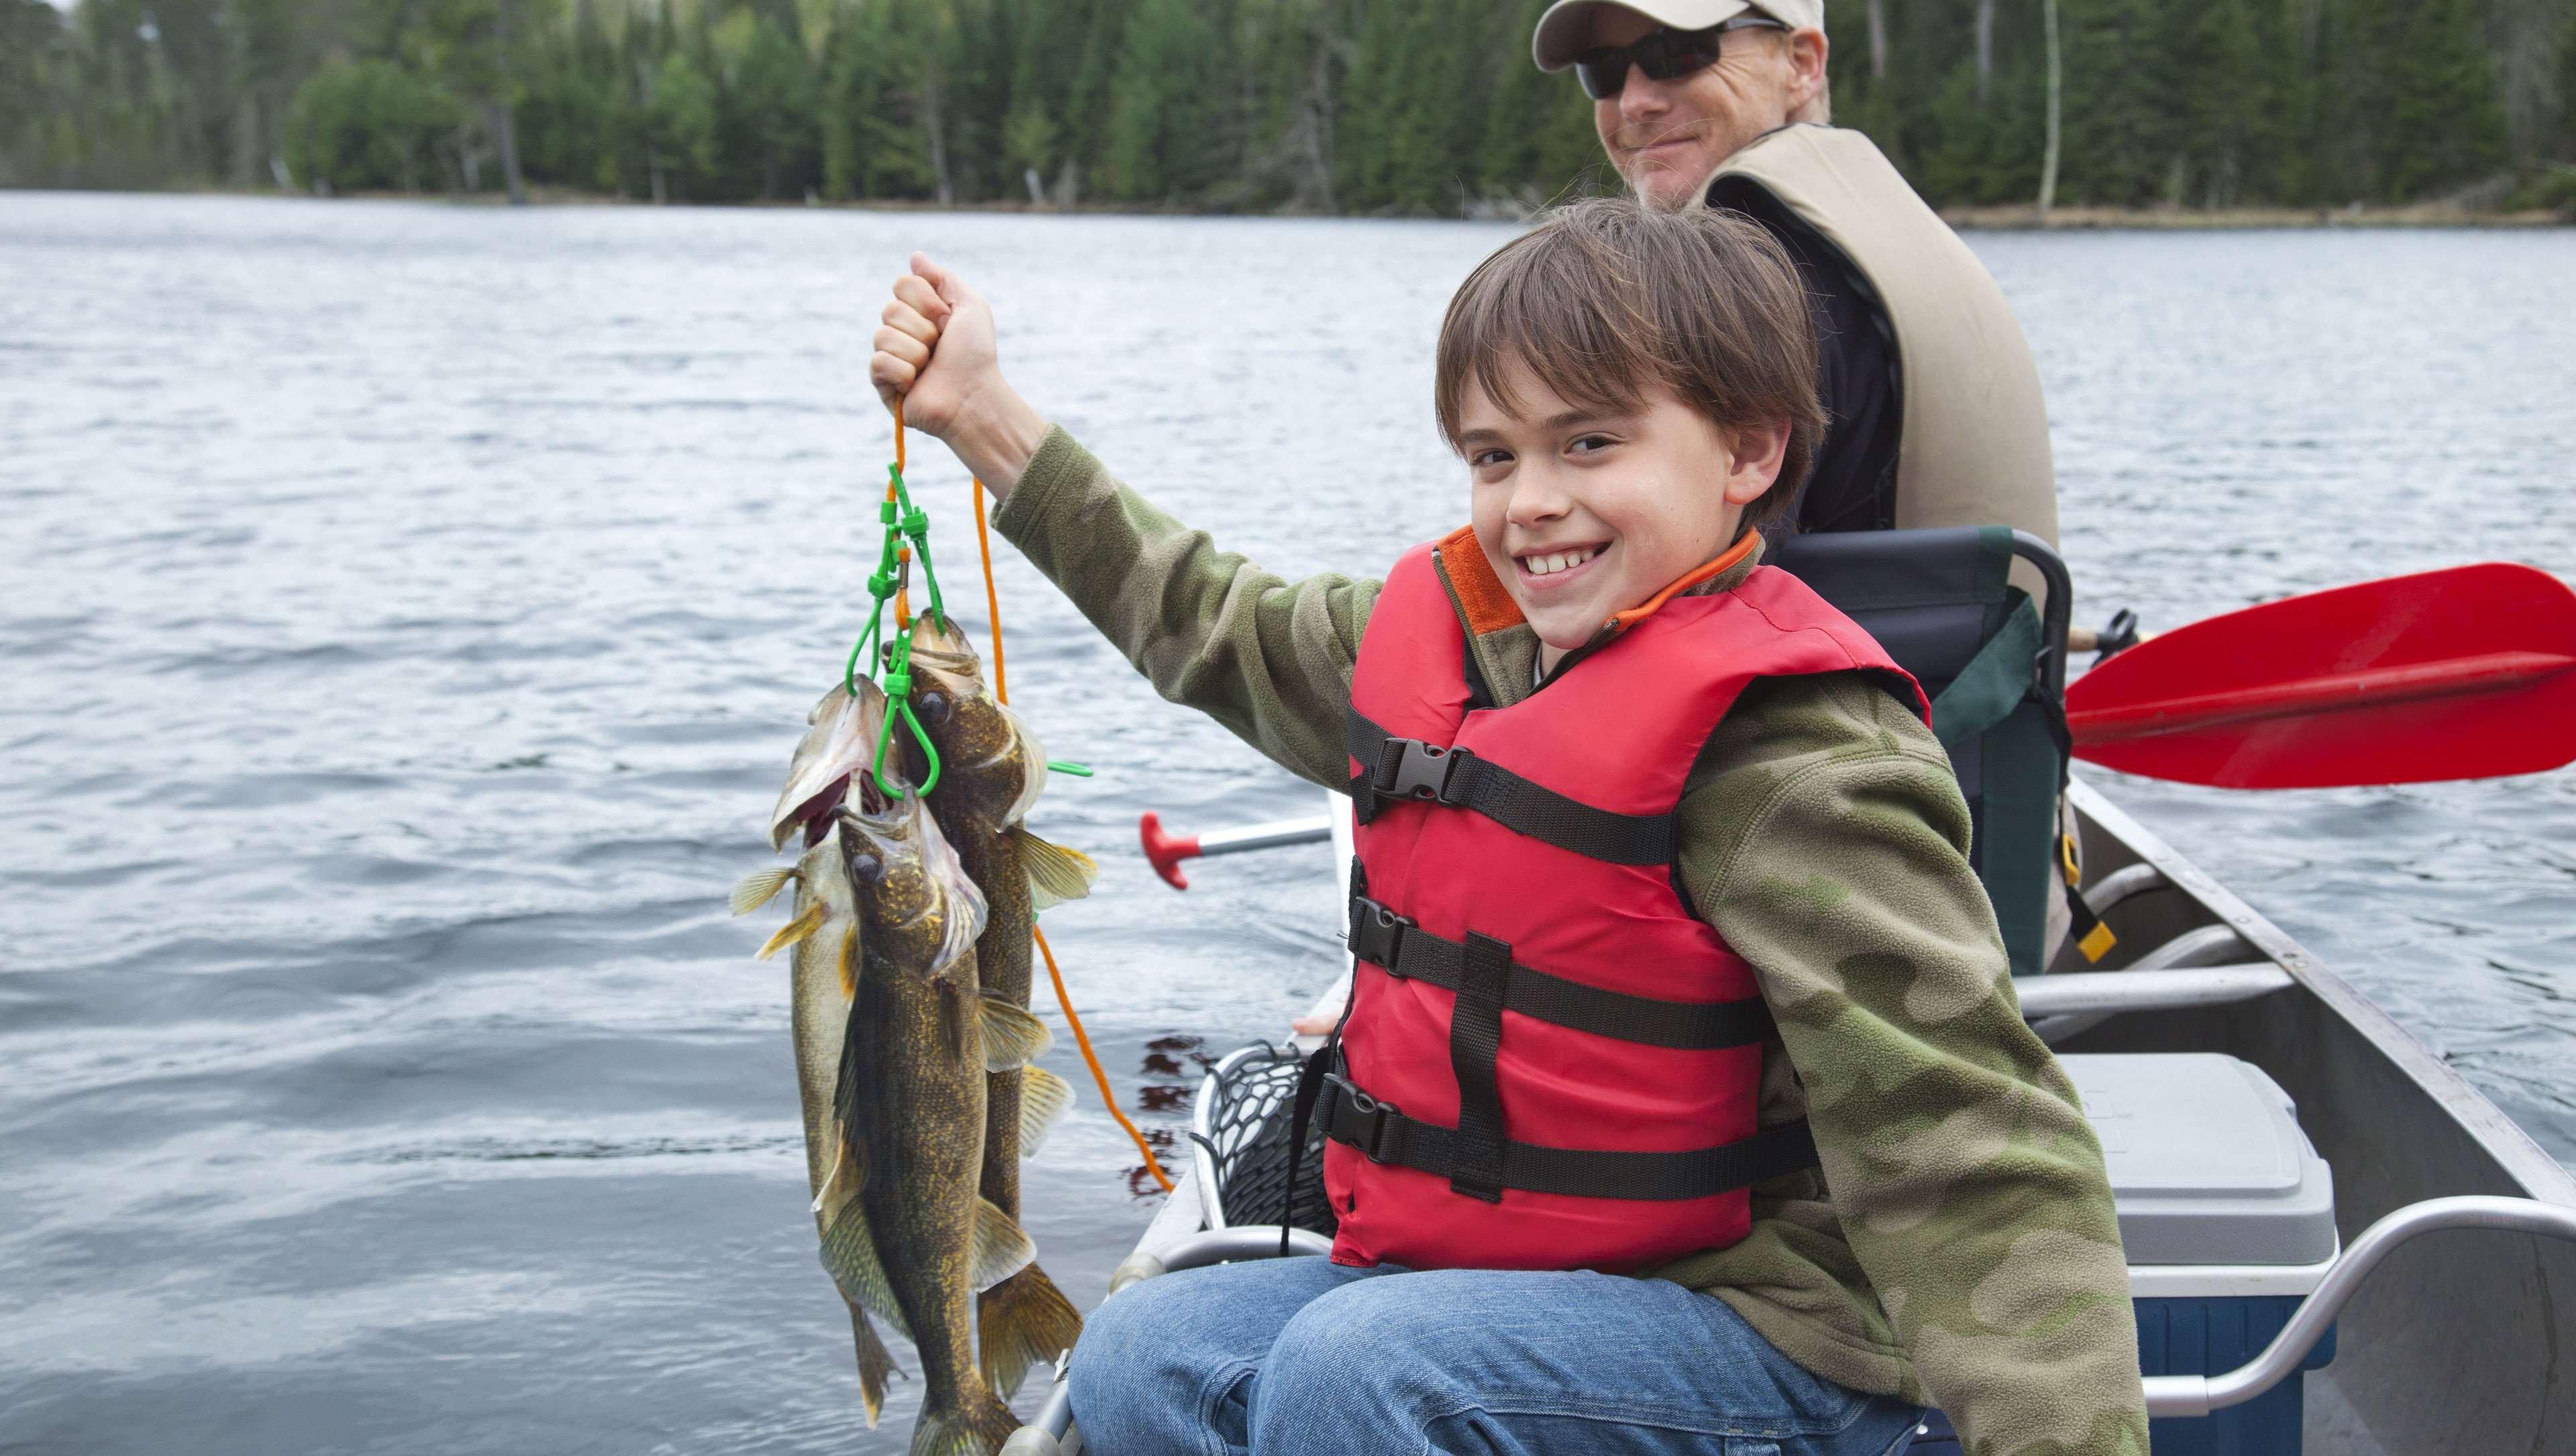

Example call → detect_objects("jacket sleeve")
1680 672 2149 1456
987 426 1375 789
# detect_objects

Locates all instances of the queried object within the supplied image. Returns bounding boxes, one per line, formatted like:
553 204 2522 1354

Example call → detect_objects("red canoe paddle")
2066 563 2576 789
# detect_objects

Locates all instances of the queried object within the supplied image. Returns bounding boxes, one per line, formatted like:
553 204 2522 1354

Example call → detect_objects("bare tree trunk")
487 102 526 203
1975 0 1995 103
492 0 527 204
1306 36 1337 212
1867 0 1887 81
2039 0 2062 214
922 60 954 205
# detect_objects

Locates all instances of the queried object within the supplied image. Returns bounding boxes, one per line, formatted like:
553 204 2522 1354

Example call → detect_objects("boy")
869 201 2147 1456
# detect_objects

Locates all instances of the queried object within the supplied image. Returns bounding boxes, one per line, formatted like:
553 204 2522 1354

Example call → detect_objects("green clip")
1045 760 1094 778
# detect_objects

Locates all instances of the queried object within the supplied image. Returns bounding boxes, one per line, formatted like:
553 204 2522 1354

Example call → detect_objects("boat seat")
1768 527 2072 977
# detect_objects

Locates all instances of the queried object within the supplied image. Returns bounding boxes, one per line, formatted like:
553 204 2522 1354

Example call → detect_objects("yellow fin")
837 923 859 999
969 1196 1037 1293
1019 1065 1074 1155
755 898 828 960
977 994 1052 1072
844 1304 900 1427
819 1200 912 1342
1012 825 1098 911
977 1264 1081 1399
729 866 799 916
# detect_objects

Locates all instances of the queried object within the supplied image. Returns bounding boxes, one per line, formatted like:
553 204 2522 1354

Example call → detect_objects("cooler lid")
2060 1053 2339 1266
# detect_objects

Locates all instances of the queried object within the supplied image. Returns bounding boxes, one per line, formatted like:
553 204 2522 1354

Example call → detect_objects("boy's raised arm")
871 256 1375 789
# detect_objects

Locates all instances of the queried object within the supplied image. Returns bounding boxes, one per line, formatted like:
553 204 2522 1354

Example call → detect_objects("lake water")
3 192 2571 1453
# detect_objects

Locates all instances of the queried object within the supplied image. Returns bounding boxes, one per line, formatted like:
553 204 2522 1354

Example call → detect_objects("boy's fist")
869 252 997 442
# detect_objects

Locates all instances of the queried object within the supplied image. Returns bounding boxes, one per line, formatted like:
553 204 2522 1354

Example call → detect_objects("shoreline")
11 183 2569 229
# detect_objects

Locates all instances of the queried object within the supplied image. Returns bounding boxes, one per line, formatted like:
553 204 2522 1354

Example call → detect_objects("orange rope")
971 480 1008 706
890 404 911 629
974 476 1173 1193
1038 925 1172 1192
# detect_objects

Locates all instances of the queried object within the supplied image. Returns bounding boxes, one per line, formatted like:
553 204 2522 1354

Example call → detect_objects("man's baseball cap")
1532 0 1822 72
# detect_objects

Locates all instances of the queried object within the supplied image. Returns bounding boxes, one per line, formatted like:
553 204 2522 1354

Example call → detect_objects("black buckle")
1347 892 1413 972
1324 1074 1400 1163
1373 737 1470 804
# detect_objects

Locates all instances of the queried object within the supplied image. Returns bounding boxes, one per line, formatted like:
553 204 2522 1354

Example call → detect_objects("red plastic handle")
1138 812 1202 891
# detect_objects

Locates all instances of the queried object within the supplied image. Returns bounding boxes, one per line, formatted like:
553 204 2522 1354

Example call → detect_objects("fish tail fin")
1010 825 1098 909
970 1196 1038 1292
730 866 800 915
909 1386 1020 1456
1018 1065 1074 1155
977 1263 1083 1400
844 1302 904 1427
755 898 830 959
976 994 1052 1071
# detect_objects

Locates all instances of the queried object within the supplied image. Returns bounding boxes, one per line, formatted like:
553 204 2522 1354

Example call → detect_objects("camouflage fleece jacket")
995 428 2148 1456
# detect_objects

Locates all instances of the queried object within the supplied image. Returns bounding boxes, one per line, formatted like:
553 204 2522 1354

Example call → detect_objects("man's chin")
1623 153 1717 209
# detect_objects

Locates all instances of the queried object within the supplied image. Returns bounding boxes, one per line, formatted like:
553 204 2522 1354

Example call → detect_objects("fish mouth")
775 682 906 849
906 615 985 696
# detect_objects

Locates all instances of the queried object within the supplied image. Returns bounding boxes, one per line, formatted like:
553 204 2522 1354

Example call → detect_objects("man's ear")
1784 28 1829 115
1722 418 1792 507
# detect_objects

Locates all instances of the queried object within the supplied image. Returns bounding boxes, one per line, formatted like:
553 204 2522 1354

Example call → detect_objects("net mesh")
1193 1043 1338 1237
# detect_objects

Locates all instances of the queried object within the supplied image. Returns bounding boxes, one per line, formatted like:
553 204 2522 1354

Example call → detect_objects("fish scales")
908 617 1091 1400
746 680 1019 1455
784 830 902 1422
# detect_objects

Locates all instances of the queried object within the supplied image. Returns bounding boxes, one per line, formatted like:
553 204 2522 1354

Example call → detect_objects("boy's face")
1457 360 1782 660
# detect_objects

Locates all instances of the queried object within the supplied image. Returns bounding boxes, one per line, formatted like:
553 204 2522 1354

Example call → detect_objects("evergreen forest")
6 0 2574 214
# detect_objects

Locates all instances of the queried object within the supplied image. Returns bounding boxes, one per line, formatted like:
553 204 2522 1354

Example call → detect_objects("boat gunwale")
2065 776 2576 1207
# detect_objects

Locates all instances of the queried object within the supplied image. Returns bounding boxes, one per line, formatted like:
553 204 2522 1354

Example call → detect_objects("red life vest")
1321 527 1927 1273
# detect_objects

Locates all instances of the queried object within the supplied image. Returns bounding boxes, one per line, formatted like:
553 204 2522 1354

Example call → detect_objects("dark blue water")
2 193 2570 1453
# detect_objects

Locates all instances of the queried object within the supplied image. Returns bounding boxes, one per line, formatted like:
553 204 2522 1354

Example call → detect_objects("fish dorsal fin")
730 866 800 916
977 994 1053 1072
818 1201 913 1343
1012 825 1099 910
755 898 829 960
971 1196 1038 1292
1018 1065 1075 1155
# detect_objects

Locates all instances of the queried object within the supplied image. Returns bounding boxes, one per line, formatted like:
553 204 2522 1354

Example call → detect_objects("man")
1537 0 2092 991
1534 0 2058 554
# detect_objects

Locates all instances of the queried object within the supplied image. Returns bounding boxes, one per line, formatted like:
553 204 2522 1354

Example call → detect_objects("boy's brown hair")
1434 197 1825 537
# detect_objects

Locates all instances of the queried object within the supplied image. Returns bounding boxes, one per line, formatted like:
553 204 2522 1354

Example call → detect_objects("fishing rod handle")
2142 1195 2576 1416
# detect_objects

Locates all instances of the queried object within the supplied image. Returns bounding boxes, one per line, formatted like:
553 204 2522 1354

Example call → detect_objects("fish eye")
848 847 886 883
916 690 954 726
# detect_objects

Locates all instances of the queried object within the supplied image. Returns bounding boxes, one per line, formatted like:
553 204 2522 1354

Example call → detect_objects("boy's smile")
1456 360 1786 674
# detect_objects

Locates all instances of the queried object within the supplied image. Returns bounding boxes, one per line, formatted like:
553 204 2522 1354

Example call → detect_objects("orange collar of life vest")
1434 526 1762 639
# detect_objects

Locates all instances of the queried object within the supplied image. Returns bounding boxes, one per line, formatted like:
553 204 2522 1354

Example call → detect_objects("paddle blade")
2065 563 2576 789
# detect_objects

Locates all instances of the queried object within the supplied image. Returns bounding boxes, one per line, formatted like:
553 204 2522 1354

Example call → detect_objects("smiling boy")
869 201 2147 1455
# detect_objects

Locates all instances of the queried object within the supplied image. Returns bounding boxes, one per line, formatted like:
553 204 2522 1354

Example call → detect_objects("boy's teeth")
1523 546 1598 576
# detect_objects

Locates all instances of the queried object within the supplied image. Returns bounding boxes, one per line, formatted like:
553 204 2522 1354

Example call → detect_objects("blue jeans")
1067 1257 1925 1456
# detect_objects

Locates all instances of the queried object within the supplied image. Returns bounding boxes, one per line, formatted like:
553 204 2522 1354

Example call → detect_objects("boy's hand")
869 253 1047 495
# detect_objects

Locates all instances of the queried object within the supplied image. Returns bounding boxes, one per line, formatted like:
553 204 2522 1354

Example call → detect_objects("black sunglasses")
1573 15 1790 101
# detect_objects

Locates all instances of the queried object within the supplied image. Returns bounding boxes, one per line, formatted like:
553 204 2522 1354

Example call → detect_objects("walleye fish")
733 819 900 1424
908 615 1096 1398
743 679 1053 1456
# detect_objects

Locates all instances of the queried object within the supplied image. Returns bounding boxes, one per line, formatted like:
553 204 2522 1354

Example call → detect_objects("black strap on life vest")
1346 711 1678 866
1317 1071 1819 1202
1350 891 1776 1051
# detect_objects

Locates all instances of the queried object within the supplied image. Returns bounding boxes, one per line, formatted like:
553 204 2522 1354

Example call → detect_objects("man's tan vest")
1711 125 2059 596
